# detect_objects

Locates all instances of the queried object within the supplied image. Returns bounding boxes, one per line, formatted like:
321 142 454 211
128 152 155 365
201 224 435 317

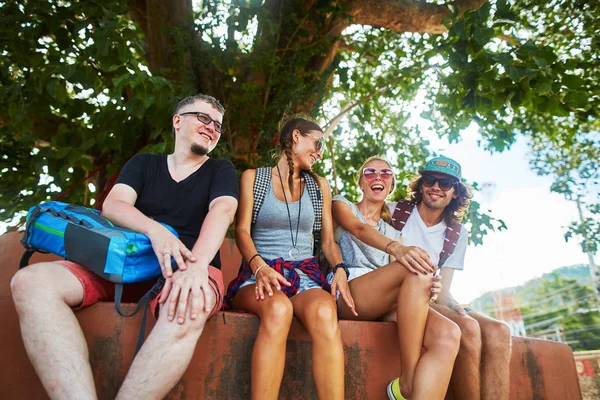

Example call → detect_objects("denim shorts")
239 267 321 294
327 266 376 301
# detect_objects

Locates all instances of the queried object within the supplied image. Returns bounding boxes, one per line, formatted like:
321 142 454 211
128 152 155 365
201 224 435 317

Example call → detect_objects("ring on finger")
410 258 415 263
163 251 172 256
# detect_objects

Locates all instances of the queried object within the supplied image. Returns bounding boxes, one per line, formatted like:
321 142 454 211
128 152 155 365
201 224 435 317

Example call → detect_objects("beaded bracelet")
332 262 350 278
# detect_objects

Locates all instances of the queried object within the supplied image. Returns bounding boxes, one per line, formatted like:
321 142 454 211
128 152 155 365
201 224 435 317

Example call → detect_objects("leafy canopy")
0 0 598 250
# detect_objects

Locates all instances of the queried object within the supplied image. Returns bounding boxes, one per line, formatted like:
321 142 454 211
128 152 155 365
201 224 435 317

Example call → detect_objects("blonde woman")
331 156 461 400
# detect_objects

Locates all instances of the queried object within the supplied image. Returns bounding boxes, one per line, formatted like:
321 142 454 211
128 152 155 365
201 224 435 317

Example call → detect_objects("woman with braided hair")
225 116 355 399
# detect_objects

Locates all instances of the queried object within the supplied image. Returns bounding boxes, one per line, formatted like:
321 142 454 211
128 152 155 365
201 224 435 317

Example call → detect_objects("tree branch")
128 0 195 74
323 76 404 137
348 0 488 34
496 34 522 46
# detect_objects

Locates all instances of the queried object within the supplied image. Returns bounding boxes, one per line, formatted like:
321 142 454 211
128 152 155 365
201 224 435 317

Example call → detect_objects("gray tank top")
253 181 315 261
334 195 400 270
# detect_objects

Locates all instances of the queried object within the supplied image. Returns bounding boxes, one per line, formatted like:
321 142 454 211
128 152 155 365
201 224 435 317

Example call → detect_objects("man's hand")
157 259 215 324
430 274 442 302
330 269 358 316
436 293 466 316
148 224 196 278
389 242 436 275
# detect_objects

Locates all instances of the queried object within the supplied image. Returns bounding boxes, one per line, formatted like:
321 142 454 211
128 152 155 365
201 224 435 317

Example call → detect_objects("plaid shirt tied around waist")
224 257 330 309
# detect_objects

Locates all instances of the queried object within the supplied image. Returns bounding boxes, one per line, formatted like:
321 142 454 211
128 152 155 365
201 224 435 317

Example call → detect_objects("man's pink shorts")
57 260 224 319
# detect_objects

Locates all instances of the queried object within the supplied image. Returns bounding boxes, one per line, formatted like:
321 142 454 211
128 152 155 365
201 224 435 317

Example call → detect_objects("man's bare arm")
191 196 238 266
102 183 195 276
436 267 466 316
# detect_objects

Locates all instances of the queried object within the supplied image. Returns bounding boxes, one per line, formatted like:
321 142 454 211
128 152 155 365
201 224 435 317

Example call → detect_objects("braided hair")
277 116 323 197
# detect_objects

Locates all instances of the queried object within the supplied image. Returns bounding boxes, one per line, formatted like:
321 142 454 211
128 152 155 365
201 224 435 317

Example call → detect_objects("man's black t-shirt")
114 153 239 269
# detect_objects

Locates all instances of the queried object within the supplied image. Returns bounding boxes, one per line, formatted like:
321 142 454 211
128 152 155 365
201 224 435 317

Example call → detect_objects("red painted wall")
0 233 582 399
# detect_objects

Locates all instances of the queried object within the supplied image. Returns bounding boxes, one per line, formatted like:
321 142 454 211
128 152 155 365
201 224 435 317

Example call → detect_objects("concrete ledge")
0 233 582 399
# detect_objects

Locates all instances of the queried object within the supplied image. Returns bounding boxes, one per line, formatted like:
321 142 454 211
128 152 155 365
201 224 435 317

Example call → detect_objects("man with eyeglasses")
11 94 239 399
387 156 511 400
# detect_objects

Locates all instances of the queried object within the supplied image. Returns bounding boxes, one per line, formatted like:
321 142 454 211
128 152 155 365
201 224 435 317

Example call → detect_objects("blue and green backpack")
20 201 176 312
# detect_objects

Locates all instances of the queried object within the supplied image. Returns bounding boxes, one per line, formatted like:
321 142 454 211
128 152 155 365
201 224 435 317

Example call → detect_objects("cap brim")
419 169 459 180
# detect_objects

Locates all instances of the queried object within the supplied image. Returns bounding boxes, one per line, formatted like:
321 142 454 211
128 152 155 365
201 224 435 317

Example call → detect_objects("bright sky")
426 128 593 304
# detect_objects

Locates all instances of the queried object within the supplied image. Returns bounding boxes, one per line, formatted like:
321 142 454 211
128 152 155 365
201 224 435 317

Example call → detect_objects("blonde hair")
357 156 396 224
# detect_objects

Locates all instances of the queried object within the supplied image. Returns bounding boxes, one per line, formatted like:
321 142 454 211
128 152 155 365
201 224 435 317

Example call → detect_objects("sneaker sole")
386 381 395 400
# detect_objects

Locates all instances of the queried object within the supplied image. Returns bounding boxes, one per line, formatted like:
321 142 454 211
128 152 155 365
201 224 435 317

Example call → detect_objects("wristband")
247 253 261 265
333 262 350 278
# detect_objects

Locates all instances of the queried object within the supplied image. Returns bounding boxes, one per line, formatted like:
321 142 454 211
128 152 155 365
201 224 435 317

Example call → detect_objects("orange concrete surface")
0 232 582 399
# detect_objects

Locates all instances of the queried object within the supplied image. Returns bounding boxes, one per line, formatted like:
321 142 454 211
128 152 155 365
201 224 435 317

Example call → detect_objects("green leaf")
565 91 589 109
562 74 585 89
46 79 57 99
80 137 96 151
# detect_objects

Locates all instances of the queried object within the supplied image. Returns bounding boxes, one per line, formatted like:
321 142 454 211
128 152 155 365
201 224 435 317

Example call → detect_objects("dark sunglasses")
421 174 458 191
179 111 223 133
363 168 394 180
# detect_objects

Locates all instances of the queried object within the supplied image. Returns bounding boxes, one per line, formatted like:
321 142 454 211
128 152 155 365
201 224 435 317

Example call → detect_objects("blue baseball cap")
418 156 462 180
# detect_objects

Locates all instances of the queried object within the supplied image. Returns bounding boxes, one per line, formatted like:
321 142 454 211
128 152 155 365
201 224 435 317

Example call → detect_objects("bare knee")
436 319 462 353
305 300 340 340
457 317 482 355
260 297 294 335
11 263 81 309
11 266 51 307
158 308 210 342
481 320 511 353
426 316 461 355
400 272 433 296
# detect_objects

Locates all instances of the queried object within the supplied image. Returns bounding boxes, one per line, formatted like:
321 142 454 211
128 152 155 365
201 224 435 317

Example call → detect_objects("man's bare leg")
469 311 511 400
116 288 215 400
431 303 482 400
11 263 97 400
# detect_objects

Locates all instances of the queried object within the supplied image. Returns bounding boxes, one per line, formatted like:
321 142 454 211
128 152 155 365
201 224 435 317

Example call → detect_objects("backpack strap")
19 205 44 269
251 167 271 225
439 223 461 267
391 200 462 267
391 200 416 233
302 171 323 256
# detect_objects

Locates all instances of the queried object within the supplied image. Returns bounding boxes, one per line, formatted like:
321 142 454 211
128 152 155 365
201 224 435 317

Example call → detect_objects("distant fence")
574 350 600 399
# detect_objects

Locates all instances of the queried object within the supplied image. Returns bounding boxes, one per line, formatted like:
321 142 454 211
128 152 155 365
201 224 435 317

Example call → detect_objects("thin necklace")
276 164 302 260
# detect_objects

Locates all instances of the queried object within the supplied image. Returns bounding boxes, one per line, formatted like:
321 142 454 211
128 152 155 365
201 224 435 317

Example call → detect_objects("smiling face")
173 100 223 155
292 129 323 170
420 171 458 210
359 159 395 203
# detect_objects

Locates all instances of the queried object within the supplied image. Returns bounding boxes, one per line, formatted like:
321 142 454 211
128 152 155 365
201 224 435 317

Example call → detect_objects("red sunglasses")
363 168 394 180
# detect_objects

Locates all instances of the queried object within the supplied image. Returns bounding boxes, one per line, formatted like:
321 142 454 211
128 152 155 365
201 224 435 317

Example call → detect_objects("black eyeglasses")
421 174 458 191
179 112 223 133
